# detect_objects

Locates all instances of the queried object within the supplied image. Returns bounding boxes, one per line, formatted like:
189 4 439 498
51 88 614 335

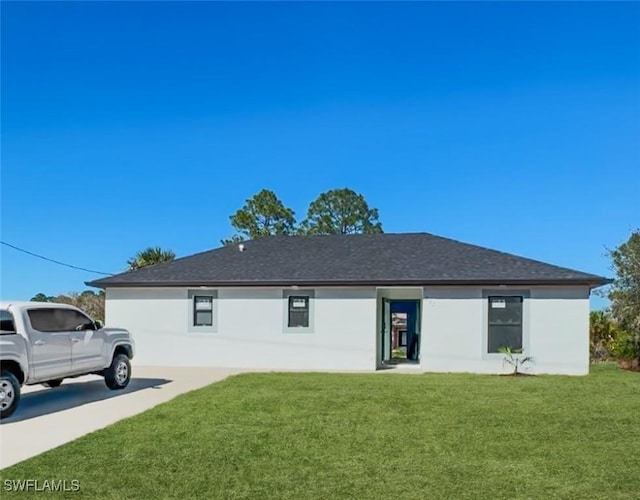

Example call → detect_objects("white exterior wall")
106 287 377 371
420 286 591 375
106 285 591 375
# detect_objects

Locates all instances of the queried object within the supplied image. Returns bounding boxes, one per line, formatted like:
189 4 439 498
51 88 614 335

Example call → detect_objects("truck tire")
104 354 131 390
43 379 63 388
0 370 21 419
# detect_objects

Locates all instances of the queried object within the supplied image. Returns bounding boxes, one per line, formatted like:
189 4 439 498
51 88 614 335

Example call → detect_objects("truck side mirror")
94 320 104 330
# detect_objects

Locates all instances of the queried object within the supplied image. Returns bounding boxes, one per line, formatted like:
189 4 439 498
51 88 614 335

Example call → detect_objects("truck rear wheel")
104 354 131 390
0 370 21 419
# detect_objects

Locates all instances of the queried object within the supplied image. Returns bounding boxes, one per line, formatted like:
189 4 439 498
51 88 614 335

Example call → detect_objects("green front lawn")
2 364 639 499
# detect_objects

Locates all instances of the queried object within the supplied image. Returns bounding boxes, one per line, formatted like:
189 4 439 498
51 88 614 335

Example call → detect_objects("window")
288 296 309 328
0 310 16 334
399 330 407 347
193 296 213 327
27 308 93 333
282 290 314 333
487 296 523 353
187 290 218 332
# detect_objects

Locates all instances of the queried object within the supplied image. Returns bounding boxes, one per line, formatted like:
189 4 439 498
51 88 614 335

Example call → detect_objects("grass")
2 363 639 499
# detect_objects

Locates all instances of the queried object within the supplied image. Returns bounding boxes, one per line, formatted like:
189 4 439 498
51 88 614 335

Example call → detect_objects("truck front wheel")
0 370 21 419
104 354 131 390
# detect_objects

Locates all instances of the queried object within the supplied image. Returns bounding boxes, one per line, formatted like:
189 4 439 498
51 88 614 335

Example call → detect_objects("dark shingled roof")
87 233 610 288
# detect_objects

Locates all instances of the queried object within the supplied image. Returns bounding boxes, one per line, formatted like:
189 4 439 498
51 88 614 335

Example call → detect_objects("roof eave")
86 277 612 289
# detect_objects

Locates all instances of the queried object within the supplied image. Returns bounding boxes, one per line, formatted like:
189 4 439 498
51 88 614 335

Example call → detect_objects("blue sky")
1 2 638 308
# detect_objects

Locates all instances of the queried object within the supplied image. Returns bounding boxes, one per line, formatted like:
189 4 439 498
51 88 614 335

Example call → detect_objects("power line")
1 241 114 275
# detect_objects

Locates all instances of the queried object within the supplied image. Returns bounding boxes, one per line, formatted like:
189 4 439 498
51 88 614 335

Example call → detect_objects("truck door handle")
71 337 82 343
34 340 46 346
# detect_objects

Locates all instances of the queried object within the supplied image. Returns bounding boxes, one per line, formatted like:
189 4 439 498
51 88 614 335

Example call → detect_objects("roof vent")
238 243 245 252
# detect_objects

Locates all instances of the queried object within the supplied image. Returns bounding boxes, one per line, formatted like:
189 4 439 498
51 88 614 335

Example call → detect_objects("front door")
405 300 421 361
381 298 392 364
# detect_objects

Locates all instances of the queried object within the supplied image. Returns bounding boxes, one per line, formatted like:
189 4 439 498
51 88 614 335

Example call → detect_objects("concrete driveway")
0 365 243 470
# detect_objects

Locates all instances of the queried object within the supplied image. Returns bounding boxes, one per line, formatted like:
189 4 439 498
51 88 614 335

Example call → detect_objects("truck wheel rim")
115 362 128 385
0 380 14 410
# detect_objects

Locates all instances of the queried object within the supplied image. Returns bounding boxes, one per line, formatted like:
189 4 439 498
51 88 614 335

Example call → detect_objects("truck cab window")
0 310 16 333
27 308 94 333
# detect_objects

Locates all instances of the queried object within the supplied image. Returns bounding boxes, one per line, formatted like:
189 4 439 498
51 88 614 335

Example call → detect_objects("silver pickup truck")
0 301 135 418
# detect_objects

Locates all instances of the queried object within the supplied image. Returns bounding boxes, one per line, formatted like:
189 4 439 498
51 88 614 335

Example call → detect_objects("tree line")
590 229 640 370
31 290 106 321
122 187 382 267
221 187 382 245
122 187 382 268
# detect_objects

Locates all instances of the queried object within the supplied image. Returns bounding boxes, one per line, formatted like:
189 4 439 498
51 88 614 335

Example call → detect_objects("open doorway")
380 299 421 367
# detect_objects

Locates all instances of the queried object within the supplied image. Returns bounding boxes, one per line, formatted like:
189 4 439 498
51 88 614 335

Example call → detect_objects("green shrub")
590 310 624 361
610 329 640 360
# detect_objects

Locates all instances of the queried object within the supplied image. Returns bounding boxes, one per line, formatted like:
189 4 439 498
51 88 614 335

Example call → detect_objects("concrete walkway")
0 366 243 470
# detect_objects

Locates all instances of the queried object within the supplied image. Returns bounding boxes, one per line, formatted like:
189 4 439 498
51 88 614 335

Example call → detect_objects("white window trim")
481 289 530 359
282 289 315 334
187 290 218 333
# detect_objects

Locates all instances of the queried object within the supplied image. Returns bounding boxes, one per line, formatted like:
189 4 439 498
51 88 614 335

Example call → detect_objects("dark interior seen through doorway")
381 299 420 365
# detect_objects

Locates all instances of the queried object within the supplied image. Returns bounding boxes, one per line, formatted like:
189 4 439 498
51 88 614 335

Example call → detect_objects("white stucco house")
88 233 609 375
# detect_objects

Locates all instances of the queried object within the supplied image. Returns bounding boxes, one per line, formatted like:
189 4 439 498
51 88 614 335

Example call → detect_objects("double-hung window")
193 296 214 327
487 296 523 353
288 296 310 328
283 290 314 333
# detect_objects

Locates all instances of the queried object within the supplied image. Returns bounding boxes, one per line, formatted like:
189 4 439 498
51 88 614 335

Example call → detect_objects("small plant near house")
498 346 533 376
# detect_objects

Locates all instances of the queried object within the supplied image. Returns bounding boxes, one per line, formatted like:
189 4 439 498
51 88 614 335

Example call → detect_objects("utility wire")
1 241 114 275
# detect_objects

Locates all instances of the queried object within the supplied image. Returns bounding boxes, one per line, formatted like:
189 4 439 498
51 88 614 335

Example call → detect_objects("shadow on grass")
1 377 171 424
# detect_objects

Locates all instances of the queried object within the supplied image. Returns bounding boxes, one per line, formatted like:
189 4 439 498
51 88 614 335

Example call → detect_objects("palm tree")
127 247 176 271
